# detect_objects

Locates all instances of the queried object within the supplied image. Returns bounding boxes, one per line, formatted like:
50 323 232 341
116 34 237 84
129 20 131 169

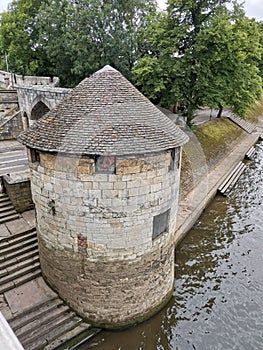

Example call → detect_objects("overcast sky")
0 0 263 20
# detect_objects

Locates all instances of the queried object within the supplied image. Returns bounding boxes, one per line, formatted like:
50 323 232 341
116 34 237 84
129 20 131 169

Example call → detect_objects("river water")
80 140 263 350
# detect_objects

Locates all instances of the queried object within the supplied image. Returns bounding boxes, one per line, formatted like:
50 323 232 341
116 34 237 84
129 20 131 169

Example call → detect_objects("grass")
245 94 263 123
180 117 244 196
193 117 243 167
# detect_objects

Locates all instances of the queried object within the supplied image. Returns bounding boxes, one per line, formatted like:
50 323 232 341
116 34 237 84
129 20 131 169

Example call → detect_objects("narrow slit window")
30 149 40 163
169 148 180 171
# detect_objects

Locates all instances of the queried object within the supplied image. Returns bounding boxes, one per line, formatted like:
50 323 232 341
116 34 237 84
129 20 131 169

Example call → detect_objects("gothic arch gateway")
31 100 50 122
16 85 71 129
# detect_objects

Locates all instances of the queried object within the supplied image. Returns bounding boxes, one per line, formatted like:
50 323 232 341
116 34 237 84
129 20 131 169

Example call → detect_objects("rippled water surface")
80 141 263 350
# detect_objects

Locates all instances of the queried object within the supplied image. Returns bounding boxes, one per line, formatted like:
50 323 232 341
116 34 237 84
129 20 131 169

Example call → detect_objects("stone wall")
2 172 34 213
0 70 60 88
17 86 71 125
29 148 182 327
0 111 23 140
39 236 175 327
0 90 18 104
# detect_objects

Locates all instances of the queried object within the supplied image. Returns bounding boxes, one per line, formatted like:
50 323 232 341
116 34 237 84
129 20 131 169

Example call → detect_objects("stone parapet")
2 171 34 213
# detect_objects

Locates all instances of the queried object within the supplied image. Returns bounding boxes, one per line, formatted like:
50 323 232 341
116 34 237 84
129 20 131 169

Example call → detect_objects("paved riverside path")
175 116 263 245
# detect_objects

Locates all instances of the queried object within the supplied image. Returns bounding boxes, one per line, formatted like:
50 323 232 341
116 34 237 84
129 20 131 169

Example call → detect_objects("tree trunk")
217 103 223 118
186 104 195 127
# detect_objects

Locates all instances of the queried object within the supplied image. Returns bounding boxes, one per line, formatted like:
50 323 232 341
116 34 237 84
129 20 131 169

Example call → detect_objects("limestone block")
150 183 162 193
102 189 119 199
113 181 127 190
40 153 56 169
116 158 144 175
98 181 114 190
128 187 141 197
126 179 141 189
77 158 94 175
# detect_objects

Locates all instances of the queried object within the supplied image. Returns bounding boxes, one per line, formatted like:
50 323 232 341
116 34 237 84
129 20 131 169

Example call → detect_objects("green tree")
0 0 156 86
133 0 262 124
35 0 157 85
195 5 262 117
0 0 48 75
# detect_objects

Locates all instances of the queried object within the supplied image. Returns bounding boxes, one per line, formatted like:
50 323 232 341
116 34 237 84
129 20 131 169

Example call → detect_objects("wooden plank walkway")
218 161 246 196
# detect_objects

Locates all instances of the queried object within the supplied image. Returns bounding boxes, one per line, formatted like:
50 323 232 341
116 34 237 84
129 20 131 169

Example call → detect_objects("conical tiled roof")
18 66 188 155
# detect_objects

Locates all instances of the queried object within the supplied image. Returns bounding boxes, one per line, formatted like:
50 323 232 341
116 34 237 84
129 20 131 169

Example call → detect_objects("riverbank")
175 115 263 246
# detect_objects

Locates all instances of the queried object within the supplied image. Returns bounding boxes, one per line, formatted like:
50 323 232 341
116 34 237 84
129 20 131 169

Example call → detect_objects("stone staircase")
7 296 96 350
0 228 41 294
227 114 256 134
0 193 20 224
0 227 99 350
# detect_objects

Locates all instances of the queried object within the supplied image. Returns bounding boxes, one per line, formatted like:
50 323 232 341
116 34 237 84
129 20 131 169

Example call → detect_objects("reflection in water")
79 142 263 350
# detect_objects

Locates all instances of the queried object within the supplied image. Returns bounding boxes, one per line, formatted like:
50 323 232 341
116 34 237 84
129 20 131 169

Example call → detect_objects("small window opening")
30 149 40 163
95 155 116 174
169 148 180 171
152 209 170 240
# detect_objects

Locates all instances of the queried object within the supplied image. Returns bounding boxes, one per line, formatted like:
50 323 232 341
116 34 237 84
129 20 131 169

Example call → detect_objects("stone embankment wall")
0 90 18 104
0 111 23 140
0 90 21 140
29 149 181 327
2 173 34 213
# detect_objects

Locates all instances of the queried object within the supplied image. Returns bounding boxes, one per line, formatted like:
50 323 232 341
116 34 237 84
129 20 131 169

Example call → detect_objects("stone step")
0 236 38 260
0 197 11 205
44 324 99 350
9 297 63 331
0 227 36 251
0 248 39 271
245 146 256 160
0 255 40 279
0 199 12 208
15 303 71 339
223 163 247 196
0 268 42 294
0 260 41 287
0 213 20 224
227 114 256 134
20 311 82 350
0 228 36 251
0 204 14 212
218 162 243 192
0 193 9 199
0 208 18 219
218 162 246 196
0 242 39 267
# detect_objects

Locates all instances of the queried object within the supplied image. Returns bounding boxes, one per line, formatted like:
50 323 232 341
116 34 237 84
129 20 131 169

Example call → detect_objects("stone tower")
19 66 188 328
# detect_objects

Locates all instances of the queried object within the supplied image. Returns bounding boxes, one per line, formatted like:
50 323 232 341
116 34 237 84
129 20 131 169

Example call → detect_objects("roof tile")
18 65 188 155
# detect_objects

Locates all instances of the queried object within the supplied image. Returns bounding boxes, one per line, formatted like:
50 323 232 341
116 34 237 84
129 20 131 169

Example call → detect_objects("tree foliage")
0 0 156 86
133 0 263 123
0 0 48 75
